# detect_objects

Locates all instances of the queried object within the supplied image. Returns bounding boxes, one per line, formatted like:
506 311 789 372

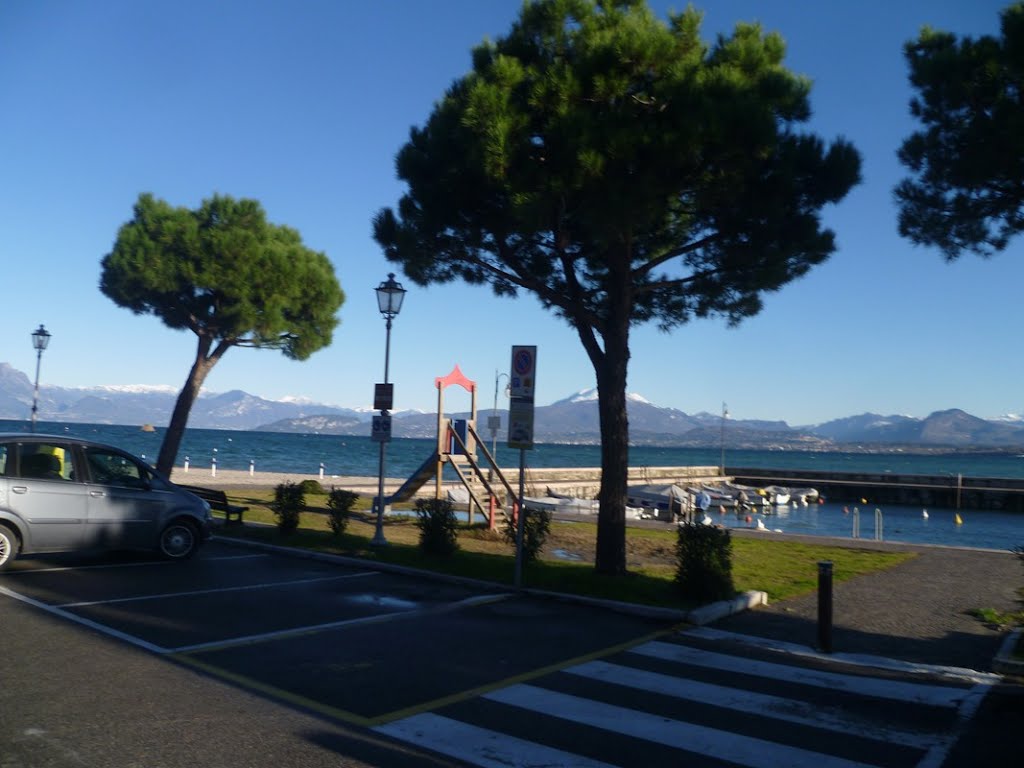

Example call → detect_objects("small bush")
327 488 359 537
503 505 552 564
414 497 459 556
298 479 326 495
675 523 735 602
272 481 305 535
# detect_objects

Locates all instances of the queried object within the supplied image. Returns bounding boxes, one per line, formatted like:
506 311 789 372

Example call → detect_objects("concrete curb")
993 628 1024 677
686 590 769 626
211 535 762 625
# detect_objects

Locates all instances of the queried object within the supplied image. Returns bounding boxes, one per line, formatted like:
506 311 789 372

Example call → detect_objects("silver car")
0 434 212 571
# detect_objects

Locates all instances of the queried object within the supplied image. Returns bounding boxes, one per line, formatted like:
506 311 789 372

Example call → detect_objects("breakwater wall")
728 467 1024 512
496 465 723 499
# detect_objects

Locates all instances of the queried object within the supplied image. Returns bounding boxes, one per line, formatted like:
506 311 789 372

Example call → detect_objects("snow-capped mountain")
5 361 1024 448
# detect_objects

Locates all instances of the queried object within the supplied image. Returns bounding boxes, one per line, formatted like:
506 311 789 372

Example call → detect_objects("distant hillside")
4 362 1024 450
0 363 362 430
805 409 1024 447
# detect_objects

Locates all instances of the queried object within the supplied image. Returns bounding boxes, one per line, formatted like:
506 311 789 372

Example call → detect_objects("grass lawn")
213 487 915 611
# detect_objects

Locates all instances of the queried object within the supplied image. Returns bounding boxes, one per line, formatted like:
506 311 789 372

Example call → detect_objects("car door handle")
12 486 28 494
89 491 106 498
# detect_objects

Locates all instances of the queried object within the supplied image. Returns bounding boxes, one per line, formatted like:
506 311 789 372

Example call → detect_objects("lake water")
7 419 1024 551
700 501 1021 552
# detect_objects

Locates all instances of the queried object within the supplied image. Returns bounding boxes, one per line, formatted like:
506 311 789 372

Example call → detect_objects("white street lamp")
719 402 729 475
30 324 51 433
489 370 510 478
372 273 406 546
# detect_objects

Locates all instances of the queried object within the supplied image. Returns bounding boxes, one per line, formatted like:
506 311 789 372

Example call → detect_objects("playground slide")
388 451 439 504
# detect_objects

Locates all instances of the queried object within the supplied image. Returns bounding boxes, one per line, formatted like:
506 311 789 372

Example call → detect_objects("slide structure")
387 451 440 504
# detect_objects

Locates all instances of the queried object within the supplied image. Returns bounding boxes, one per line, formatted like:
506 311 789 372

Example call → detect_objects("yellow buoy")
954 513 963 525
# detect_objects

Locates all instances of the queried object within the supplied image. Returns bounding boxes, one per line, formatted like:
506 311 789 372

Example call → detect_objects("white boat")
788 487 820 505
720 482 772 509
763 485 791 506
522 495 599 515
697 485 740 509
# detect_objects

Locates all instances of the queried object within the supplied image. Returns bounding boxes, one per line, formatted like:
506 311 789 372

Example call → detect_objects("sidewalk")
713 537 1023 767
718 535 1021 672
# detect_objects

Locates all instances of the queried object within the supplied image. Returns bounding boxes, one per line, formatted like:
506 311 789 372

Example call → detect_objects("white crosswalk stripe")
484 684 879 768
376 713 619 768
565 659 940 750
374 634 992 767
630 640 973 707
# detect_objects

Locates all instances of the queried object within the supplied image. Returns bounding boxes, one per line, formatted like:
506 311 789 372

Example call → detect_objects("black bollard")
817 561 833 653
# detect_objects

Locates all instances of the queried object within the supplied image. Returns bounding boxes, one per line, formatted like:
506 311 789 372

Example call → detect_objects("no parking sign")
509 346 535 398
508 345 536 449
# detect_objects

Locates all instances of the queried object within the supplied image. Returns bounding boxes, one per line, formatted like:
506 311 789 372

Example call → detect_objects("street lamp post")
719 402 728 475
372 273 406 547
489 370 510 477
30 324 51 433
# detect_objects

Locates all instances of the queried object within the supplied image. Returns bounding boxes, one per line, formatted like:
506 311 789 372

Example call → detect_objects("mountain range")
3 362 1023 451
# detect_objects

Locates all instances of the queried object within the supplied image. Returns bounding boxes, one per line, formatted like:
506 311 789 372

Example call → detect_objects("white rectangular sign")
508 345 536 450
509 345 536 400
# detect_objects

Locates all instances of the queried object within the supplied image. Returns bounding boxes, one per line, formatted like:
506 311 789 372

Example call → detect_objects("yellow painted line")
364 622 687 727
172 622 686 730
171 653 376 727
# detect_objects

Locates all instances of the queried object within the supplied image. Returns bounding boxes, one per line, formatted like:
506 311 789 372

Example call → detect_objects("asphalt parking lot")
0 539 675 727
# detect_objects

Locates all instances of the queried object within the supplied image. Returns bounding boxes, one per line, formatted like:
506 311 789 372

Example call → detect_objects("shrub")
298 479 325 495
326 488 359 537
272 481 305 535
675 523 735 603
414 497 459 556
503 505 552 564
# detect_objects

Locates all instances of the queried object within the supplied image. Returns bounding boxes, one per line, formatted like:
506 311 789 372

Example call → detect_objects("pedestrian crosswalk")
374 629 998 768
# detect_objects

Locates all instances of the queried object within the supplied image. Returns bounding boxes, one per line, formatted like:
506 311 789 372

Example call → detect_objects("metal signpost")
508 345 536 587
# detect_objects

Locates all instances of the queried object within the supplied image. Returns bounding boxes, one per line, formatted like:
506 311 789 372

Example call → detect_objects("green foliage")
414 497 459 556
101 193 345 359
272 482 304 535
374 0 860 576
100 192 345 475
326 488 359 537
503 505 553 564
299 479 326 495
896 3 1024 258
675 523 735 603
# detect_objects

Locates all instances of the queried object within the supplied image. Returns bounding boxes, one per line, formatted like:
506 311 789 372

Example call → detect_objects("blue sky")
1 0 1017 426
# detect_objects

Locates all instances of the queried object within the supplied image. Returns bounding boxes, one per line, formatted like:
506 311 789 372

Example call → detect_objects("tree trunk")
593 320 630 575
155 338 217 477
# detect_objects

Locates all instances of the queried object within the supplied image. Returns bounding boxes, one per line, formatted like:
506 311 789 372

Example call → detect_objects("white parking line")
171 593 510 654
2 552 269 575
0 584 170 654
59 571 380 607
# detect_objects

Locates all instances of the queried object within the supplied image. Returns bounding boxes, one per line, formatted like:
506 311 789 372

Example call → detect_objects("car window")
85 448 149 489
0 443 7 476
15 443 76 481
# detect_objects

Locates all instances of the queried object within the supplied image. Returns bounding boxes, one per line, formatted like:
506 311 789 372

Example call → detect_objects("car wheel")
159 520 198 560
0 523 21 571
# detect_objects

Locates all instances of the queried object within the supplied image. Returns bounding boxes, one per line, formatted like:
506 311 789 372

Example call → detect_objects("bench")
177 484 248 525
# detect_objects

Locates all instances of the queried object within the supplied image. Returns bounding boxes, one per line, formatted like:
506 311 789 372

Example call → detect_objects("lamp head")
32 324 51 351
375 273 406 318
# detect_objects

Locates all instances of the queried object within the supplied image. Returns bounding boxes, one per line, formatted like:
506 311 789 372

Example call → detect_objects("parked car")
0 433 212 571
